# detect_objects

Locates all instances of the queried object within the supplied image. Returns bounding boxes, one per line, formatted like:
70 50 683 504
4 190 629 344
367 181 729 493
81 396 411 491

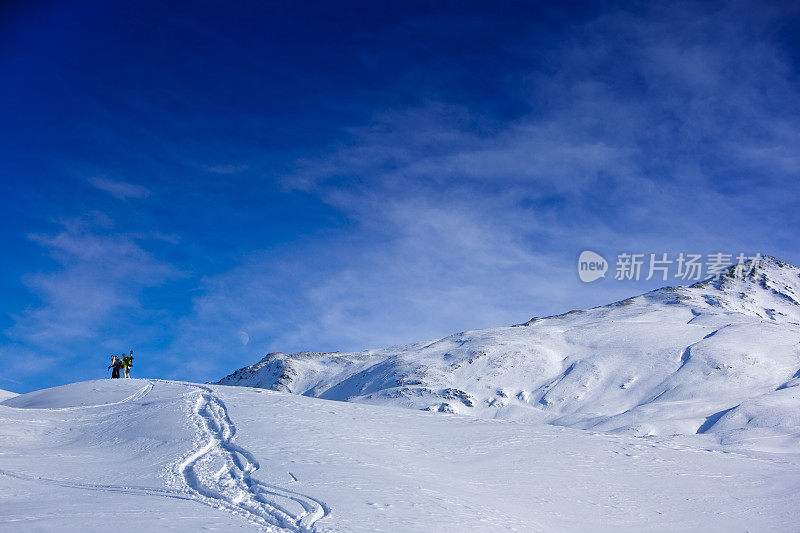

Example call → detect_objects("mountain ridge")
218 255 800 452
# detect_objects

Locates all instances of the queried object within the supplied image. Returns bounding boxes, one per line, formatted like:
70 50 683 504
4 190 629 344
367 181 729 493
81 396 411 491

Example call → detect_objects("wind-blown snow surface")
219 257 800 454
2 378 800 532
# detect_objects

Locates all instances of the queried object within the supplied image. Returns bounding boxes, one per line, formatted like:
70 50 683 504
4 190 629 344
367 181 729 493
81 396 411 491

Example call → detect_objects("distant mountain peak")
688 255 800 310
218 255 800 453
691 254 795 288
513 256 799 328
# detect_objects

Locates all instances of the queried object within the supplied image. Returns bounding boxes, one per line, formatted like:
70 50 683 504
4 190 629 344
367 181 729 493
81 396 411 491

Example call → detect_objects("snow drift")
218 256 800 453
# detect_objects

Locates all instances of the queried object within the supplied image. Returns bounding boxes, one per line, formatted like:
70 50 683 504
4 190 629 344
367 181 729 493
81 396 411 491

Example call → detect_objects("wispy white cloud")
88 176 151 200
3 217 178 379
165 2 800 382
205 164 249 175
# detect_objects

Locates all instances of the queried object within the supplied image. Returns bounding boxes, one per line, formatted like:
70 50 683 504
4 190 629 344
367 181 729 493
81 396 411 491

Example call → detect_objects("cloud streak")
2 216 177 381
163 2 800 381
205 164 249 175
88 176 151 200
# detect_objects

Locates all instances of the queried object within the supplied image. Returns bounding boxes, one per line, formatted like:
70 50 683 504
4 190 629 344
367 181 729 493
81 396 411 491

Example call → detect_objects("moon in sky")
239 331 250 346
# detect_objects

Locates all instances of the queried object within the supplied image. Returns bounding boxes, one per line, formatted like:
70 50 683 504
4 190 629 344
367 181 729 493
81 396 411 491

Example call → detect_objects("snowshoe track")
1 381 328 531
179 384 329 532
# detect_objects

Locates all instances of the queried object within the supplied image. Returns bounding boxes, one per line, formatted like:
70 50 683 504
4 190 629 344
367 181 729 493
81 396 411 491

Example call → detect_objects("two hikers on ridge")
108 350 134 379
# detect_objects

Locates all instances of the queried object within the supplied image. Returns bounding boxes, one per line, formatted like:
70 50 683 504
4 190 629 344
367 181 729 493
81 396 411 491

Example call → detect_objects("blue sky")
2 0 799 393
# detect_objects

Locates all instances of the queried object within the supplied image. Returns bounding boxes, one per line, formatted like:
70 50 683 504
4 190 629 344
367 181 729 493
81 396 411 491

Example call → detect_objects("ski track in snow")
1 380 329 532
178 384 330 532
0 468 196 501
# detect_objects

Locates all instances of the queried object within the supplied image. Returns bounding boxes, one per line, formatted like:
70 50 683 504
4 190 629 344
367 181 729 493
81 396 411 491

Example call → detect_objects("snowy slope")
218 257 800 453
0 389 17 402
2 379 800 532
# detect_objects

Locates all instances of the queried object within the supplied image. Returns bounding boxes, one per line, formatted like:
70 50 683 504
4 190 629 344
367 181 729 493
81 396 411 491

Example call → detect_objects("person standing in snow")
122 350 134 378
108 356 122 379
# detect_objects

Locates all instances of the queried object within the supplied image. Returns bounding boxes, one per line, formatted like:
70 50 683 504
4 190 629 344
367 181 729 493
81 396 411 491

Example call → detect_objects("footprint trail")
179 385 329 532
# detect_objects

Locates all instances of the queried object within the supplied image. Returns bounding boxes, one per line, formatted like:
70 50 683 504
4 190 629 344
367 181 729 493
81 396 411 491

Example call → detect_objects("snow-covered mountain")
219 256 800 453
4 257 800 531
